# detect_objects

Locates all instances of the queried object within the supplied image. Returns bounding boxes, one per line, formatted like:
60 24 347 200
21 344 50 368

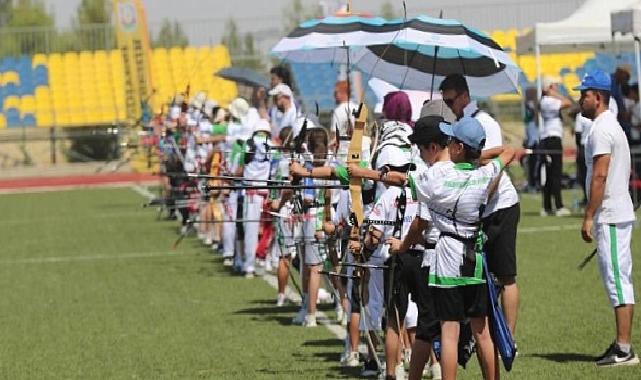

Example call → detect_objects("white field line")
0 251 196 265
0 211 149 225
518 224 581 234
131 184 156 200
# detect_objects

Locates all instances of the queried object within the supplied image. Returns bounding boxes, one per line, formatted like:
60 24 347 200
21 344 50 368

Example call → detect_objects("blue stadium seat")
21 113 36 127
3 83 18 97
5 108 21 127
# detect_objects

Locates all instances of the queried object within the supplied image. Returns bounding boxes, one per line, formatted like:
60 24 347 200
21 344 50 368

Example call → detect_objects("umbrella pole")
429 10 444 100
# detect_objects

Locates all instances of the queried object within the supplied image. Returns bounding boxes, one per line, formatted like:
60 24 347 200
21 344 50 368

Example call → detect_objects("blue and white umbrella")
271 15 521 96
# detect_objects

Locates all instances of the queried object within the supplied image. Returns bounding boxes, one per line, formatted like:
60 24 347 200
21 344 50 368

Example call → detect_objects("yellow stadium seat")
19 96 36 116
0 114 6 128
36 111 53 127
32 54 47 67
2 71 20 86
3 95 20 110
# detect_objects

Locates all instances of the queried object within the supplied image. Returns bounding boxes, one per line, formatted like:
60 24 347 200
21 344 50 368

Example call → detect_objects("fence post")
50 127 57 164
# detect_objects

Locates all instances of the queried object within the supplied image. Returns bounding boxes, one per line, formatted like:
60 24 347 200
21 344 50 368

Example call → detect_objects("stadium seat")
0 113 5 128
22 113 36 127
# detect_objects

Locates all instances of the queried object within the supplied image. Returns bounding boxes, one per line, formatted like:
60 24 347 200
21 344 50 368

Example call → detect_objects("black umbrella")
215 67 270 89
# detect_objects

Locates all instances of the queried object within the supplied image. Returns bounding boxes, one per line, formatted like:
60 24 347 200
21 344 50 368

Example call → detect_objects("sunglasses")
443 93 461 108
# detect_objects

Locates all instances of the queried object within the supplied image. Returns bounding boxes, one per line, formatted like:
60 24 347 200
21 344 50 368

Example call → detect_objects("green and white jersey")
409 159 504 288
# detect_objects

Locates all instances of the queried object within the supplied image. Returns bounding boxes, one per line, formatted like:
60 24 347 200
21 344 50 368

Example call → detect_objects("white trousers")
222 191 237 259
243 193 265 273
595 222 635 307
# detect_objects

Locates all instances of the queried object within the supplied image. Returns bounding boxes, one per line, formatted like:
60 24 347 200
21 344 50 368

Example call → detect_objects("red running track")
0 172 159 191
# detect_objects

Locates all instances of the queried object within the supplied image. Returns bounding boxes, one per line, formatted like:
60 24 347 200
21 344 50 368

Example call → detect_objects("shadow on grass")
529 352 594 363
303 338 344 347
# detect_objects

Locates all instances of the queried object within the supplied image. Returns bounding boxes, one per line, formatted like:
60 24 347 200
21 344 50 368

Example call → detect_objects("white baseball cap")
253 119 272 134
268 83 294 98
229 98 249 120
376 145 411 168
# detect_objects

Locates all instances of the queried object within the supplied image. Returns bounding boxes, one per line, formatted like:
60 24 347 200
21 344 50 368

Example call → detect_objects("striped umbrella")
271 15 520 96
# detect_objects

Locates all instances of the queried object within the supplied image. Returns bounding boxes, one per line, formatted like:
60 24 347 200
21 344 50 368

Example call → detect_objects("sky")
43 0 580 51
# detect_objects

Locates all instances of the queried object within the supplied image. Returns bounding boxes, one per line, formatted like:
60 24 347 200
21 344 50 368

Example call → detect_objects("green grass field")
0 187 639 379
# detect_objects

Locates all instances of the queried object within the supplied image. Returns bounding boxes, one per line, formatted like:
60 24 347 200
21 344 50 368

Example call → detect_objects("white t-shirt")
367 186 419 260
271 105 297 137
577 98 620 145
410 159 504 288
243 134 272 185
585 110 636 224
539 96 563 139
417 201 439 268
331 101 358 137
463 102 519 215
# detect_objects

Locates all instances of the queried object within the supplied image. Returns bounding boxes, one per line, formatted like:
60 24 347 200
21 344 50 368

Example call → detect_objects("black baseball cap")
409 116 448 145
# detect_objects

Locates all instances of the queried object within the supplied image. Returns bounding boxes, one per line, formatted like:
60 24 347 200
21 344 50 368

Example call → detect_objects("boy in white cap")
269 83 297 136
222 98 253 268
241 119 273 278
577 70 638 366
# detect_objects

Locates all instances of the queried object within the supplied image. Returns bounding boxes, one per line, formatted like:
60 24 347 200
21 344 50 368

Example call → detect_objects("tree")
220 18 263 71
0 0 11 28
74 0 111 25
380 1 398 19
282 0 322 32
72 0 113 50
152 18 189 48
1 0 55 56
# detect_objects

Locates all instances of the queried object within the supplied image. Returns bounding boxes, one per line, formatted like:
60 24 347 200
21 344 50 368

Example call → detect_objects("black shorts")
414 266 440 342
384 251 422 324
482 202 520 278
433 284 488 321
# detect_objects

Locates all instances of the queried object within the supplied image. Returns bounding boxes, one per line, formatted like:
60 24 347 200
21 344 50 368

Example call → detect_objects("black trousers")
541 136 564 211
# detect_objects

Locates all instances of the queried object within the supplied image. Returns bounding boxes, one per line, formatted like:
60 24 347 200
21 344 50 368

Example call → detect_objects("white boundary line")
131 184 156 200
0 251 196 265
518 224 581 234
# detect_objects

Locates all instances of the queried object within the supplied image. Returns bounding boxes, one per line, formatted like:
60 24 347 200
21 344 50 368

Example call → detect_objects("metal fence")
0 23 116 57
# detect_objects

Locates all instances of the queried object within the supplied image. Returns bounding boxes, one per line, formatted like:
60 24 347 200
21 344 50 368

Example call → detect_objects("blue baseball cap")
439 117 486 150
573 70 611 92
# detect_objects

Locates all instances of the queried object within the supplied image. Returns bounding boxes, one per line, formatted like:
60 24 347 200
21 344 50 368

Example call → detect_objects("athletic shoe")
403 348 412 368
303 314 317 327
244 271 255 279
595 342 640 367
276 293 286 307
204 237 212 245
555 207 572 217
360 359 380 377
428 362 442 380
223 258 233 267
342 351 360 367
539 209 553 217
395 362 406 379
264 260 273 273
292 307 307 325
